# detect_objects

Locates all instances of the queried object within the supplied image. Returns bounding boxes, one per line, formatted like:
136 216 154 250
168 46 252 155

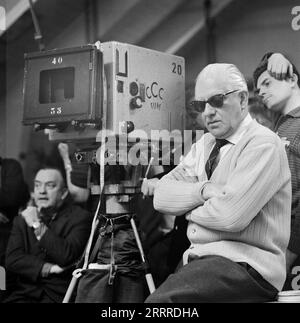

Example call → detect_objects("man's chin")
36 201 51 209
208 127 225 138
265 102 275 110
266 101 283 113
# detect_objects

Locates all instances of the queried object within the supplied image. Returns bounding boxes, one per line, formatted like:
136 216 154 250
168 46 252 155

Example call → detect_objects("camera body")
23 41 185 143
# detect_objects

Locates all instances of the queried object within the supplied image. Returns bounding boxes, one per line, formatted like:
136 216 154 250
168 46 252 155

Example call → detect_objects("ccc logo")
146 82 164 100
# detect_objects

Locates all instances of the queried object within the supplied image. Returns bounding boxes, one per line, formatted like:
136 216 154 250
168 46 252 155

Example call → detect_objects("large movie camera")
22 41 186 299
23 42 185 146
23 41 186 214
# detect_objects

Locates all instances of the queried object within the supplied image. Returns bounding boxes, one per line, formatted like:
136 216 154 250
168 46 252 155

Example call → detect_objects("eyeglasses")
190 89 239 113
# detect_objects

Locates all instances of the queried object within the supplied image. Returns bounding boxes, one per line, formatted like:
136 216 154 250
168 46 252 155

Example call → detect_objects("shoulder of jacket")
2 158 22 170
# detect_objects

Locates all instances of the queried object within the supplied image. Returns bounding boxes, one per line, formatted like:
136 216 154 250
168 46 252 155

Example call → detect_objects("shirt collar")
286 106 300 118
226 113 253 145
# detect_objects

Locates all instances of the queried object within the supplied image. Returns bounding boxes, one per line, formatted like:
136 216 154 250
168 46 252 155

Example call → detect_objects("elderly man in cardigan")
145 63 292 303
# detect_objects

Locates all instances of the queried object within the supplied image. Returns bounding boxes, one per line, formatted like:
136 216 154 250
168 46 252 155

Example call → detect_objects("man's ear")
239 91 249 110
290 73 299 88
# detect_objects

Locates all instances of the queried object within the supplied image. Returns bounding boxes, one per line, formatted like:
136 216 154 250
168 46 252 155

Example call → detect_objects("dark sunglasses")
190 89 239 113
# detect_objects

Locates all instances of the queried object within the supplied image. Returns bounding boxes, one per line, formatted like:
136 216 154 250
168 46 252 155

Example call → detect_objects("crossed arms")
154 137 290 232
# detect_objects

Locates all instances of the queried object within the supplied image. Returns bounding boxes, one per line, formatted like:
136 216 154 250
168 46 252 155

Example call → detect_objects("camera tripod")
89 211 155 290
63 164 156 303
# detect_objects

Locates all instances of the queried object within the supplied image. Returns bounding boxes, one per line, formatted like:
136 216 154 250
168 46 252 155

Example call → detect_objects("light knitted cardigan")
154 119 291 291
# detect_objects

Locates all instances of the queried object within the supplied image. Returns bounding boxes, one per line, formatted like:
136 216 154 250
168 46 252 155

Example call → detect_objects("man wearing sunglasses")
145 63 291 303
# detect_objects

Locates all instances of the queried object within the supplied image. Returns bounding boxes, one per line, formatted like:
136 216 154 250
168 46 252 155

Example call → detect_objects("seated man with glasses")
4 166 92 303
145 63 292 303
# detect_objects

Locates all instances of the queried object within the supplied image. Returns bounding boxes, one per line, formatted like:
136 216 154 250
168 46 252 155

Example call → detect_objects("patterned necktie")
205 139 229 179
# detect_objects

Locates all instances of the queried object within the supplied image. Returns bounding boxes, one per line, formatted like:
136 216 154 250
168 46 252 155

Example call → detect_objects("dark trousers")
145 255 278 303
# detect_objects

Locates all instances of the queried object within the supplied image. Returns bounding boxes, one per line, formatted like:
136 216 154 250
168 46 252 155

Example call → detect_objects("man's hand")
268 53 293 80
141 178 160 197
286 249 298 272
50 264 65 274
21 206 39 227
169 165 198 183
58 143 70 161
41 263 65 277
58 143 72 171
185 184 225 221
202 183 225 200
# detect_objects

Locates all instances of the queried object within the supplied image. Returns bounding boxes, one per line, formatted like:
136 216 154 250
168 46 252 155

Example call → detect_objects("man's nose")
202 103 216 117
38 184 46 193
258 87 265 97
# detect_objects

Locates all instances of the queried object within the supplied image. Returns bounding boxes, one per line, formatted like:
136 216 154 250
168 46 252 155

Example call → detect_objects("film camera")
23 41 185 143
22 42 186 300
22 40 186 212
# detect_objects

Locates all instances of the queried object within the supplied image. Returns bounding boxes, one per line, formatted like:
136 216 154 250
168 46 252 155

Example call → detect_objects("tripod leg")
129 217 156 294
63 276 78 303
63 269 83 303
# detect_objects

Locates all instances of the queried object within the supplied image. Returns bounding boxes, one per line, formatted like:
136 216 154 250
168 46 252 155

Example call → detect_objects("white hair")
196 63 248 92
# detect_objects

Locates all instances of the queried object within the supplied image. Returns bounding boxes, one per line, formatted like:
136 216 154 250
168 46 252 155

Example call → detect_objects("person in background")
0 157 29 265
253 52 300 290
58 143 90 204
4 166 92 303
0 156 29 301
248 96 278 130
145 63 291 303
